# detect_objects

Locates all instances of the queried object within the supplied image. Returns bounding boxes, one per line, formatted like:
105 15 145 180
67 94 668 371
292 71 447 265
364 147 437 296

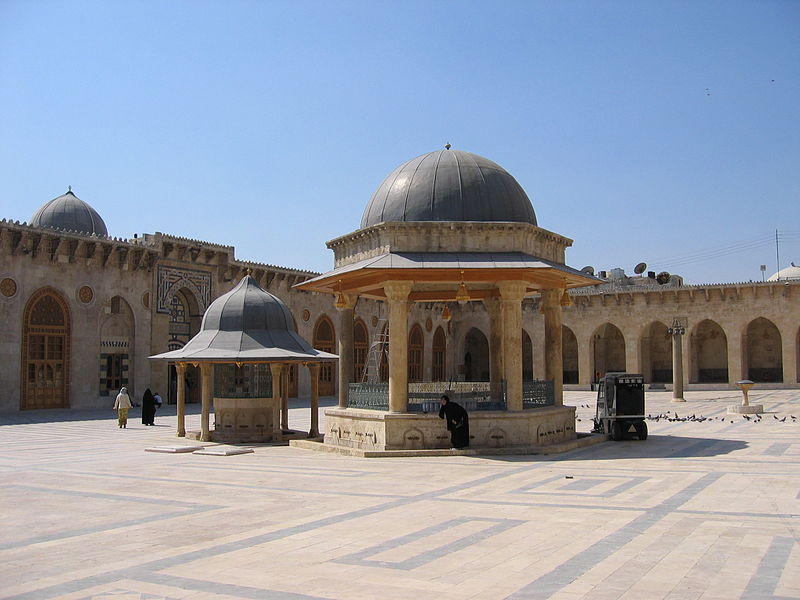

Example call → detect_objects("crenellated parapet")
0 219 159 271
563 279 797 310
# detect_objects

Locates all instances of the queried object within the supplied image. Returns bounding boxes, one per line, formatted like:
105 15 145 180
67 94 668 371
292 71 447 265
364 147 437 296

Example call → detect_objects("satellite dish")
581 266 595 276
634 262 647 275
656 271 671 285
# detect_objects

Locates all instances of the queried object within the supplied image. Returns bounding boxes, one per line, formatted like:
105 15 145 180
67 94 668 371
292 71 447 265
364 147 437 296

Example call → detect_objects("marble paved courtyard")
1 390 798 600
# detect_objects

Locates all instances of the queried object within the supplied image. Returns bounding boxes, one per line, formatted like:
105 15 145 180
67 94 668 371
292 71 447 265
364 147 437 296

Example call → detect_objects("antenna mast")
775 229 781 280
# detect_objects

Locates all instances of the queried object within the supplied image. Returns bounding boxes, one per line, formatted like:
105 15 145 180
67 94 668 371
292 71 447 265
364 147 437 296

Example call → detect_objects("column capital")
540 288 563 309
497 280 528 302
306 362 321 375
384 280 414 302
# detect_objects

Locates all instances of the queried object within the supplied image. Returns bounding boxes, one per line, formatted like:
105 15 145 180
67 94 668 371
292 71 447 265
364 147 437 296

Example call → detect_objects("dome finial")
445 143 451 150
68 185 72 193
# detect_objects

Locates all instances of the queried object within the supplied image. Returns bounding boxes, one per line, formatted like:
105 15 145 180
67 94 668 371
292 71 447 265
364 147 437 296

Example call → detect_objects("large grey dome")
361 149 537 228
30 190 108 237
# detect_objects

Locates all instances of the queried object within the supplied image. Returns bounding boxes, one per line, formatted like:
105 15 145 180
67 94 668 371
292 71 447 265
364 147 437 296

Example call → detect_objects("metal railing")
347 381 507 412
407 381 506 412
347 380 555 411
522 380 554 408
347 383 389 410
214 364 273 398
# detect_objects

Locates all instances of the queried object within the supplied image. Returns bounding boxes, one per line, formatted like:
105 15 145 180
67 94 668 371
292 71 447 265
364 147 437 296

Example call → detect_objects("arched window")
354 319 368 382
22 288 70 409
522 329 533 381
746 317 783 382
314 316 336 396
563 325 578 384
691 320 728 383
645 322 671 383
464 328 489 381
100 296 134 396
593 323 625 379
408 324 424 382
432 326 446 381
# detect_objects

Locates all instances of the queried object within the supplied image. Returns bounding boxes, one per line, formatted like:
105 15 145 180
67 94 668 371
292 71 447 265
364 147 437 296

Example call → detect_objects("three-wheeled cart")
592 373 648 441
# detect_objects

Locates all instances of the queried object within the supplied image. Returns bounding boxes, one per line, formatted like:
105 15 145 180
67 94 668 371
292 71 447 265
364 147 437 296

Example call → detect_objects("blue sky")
1 0 798 283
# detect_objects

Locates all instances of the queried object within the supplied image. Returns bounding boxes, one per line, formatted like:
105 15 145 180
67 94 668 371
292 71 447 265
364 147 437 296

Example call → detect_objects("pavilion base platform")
315 405 579 453
184 429 315 443
291 431 604 458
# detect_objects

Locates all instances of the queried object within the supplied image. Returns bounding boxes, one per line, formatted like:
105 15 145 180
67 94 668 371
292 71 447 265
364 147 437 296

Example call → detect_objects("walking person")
114 387 132 428
141 388 156 426
438 394 470 449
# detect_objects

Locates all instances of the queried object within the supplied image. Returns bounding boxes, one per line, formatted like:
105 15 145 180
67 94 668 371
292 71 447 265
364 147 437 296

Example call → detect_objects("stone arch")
432 326 446 381
165 279 206 313
408 323 424 382
314 315 336 396
562 325 578 384
21 287 71 409
643 321 671 383
745 317 783 382
690 319 728 383
592 323 625 379
167 287 203 404
353 318 368 382
522 329 533 381
99 296 135 397
167 288 201 351
464 327 490 382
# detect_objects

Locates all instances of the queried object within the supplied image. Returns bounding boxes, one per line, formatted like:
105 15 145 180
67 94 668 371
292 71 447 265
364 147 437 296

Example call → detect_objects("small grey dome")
150 275 337 361
30 190 108 236
201 275 299 336
361 149 537 228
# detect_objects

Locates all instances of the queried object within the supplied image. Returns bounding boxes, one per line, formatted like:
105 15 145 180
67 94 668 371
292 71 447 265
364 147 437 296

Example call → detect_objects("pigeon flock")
573 404 798 425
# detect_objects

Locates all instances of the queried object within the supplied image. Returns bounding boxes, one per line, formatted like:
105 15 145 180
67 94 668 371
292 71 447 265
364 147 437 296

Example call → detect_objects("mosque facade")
1 154 798 413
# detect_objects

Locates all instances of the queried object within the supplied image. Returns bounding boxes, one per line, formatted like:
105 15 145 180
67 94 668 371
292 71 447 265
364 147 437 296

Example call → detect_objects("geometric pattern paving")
0 390 798 600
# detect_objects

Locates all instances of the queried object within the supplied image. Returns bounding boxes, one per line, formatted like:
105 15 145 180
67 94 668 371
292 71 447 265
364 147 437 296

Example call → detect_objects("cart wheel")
635 421 648 440
611 420 623 441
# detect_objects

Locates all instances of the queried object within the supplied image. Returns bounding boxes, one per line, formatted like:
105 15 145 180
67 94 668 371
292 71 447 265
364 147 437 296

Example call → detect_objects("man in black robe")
439 395 469 449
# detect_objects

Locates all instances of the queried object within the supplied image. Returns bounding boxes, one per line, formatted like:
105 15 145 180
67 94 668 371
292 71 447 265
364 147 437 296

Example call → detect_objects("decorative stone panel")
156 266 211 314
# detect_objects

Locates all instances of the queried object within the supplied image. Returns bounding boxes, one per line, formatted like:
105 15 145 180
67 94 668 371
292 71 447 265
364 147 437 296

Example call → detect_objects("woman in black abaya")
438 395 469 449
141 388 156 426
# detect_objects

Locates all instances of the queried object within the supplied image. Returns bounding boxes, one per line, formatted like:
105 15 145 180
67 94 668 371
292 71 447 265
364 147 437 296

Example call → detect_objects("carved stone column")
541 288 564 406
385 281 413 413
175 362 187 437
782 331 798 386
483 296 504 402
578 332 593 388
729 330 745 383
270 363 284 429
498 281 527 411
336 295 357 409
199 362 212 442
307 362 321 437
672 331 685 402
281 365 289 430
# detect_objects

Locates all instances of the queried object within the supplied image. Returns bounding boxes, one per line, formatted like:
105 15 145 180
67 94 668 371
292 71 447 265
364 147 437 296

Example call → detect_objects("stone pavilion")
150 275 337 442
295 147 599 451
